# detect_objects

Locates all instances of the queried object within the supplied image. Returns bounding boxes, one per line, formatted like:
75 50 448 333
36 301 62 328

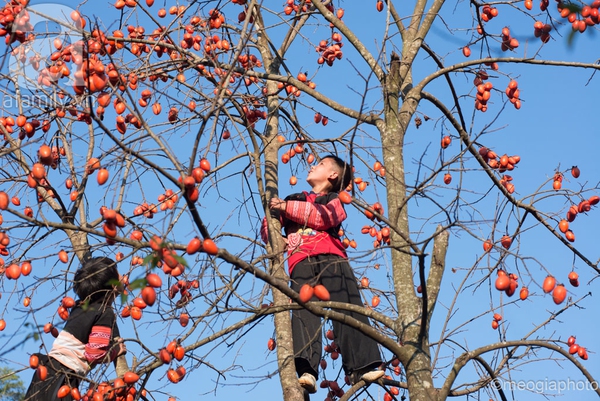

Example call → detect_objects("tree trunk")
383 52 438 401
258 30 305 400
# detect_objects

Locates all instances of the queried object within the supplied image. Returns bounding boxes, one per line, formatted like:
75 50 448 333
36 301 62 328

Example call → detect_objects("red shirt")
281 191 347 273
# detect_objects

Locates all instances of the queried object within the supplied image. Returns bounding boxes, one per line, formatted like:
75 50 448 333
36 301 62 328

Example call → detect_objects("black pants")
24 354 80 401
290 254 382 378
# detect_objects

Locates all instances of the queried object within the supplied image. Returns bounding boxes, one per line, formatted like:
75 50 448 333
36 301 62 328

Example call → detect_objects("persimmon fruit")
130 306 142 320
552 284 567 304
199 158 211 172
97 168 109 185
558 219 569 233
186 237 202 254
146 273 162 288
314 284 330 301
495 275 510 291
202 239 218 255
483 239 493 252
141 286 156 306
159 348 171 364
338 191 352 204
173 345 185 361
565 230 575 242
542 275 556 293
57 384 71 398
58 250 69 263
62 297 75 308
167 369 179 383
37 365 48 381
29 354 39 369
299 284 314 303
123 372 140 384
569 343 579 354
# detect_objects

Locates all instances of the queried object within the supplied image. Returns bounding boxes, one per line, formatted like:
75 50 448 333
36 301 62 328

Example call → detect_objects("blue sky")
0 1 599 400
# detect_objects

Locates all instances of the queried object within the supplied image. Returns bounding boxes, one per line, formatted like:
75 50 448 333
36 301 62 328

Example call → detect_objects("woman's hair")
73 257 119 302
323 154 352 192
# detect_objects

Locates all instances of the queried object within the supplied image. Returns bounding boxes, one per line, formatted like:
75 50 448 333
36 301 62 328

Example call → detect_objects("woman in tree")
265 155 384 395
24 257 127 401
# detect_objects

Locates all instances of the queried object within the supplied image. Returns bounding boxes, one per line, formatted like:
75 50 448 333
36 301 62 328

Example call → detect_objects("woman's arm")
283 197 346 230
85 311 126 364
84 326 114 363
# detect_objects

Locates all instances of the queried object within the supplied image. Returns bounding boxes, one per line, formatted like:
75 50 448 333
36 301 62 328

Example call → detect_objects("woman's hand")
113 337 127 357
269 197 286 212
